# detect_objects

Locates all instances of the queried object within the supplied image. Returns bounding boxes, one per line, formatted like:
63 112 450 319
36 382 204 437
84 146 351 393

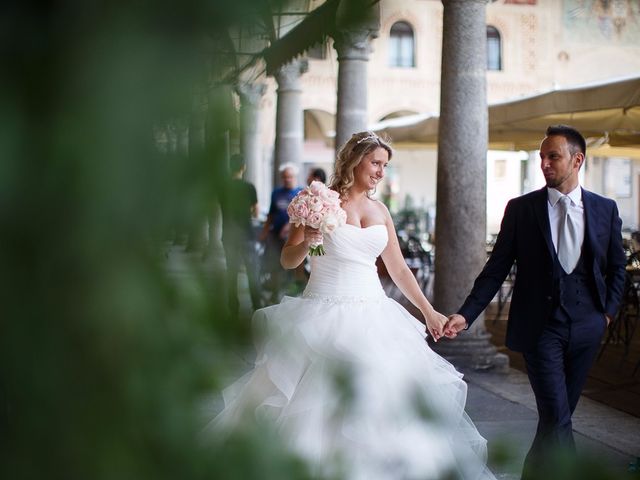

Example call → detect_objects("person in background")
259 163 302 302
306 167 326 185
220 154 262 320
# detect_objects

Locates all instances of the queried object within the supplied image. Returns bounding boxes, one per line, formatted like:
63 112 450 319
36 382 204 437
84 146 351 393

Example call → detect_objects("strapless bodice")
303 223 388 299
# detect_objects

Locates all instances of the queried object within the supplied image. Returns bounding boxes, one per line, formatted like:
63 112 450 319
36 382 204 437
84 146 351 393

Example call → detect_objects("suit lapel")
533 187 555 258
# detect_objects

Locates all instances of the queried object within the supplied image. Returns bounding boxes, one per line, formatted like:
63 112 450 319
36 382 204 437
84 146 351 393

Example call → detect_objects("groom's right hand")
443 314 468 339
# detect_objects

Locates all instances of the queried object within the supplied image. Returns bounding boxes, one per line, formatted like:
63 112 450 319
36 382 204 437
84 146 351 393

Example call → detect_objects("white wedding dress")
211 224 496 480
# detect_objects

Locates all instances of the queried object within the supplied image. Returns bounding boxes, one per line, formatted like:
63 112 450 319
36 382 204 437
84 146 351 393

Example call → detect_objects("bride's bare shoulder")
368 197 390 213
366 198 392 223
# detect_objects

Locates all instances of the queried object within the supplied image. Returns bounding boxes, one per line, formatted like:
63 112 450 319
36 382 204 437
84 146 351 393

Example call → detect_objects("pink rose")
308 181 324 196
307 211 323 228
288 200 309 225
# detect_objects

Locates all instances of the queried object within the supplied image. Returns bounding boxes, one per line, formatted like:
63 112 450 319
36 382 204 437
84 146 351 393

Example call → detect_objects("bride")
210 132 496 480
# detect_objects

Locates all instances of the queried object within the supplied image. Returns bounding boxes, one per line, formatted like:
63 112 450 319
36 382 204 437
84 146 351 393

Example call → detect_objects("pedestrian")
220 154 262 319
444 125 626 479
306 167 326 185
259 163 302 302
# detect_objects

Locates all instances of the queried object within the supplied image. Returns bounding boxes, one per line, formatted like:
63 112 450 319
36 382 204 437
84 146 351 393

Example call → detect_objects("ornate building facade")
254 0 640 232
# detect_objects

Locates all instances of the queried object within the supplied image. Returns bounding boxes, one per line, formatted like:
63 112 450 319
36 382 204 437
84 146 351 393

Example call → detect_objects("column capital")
333 26 378 61
236 81 267 106
275 59 309 93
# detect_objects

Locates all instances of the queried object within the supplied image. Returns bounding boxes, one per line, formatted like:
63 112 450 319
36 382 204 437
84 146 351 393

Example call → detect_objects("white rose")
321 212 340 234
308 195 324 212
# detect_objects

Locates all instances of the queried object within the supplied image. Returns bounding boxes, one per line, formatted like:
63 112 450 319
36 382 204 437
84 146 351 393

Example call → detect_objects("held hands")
443 314 468 339
424 309 448 342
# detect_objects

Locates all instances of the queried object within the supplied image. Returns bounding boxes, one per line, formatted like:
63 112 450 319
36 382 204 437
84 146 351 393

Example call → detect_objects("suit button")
546 296 552 300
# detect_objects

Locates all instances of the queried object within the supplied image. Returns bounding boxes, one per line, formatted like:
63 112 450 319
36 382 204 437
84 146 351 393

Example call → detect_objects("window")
487 25 502 71
388 21 415 68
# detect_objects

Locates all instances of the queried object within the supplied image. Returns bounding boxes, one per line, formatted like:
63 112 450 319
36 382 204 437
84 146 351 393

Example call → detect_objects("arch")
389 21 415 68
487 25 502 71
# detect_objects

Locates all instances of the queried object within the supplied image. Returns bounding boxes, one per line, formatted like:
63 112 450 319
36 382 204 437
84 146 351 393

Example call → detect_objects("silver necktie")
557 195 580 273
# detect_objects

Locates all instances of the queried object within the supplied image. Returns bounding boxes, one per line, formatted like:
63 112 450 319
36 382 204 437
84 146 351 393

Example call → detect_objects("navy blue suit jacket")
458 187 626 352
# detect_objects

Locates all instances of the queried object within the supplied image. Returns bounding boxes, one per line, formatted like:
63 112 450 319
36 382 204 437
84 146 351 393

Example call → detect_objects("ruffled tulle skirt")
208 294 495 480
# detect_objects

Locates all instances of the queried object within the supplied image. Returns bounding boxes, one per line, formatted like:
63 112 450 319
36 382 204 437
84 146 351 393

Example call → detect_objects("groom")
444 125 626 478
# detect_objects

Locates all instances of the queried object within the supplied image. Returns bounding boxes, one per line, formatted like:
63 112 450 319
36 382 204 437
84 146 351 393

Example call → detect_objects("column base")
431 330 510 373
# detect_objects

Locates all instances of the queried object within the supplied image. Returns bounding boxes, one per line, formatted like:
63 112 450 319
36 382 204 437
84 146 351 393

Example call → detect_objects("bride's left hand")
423 309 447 342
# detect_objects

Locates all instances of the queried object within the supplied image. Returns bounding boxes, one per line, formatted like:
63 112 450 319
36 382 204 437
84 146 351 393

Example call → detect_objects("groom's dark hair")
546 125 586 156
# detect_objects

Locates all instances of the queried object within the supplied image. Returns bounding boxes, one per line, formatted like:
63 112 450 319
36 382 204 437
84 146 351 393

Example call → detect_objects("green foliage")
524 448 639 480
0 1 309 479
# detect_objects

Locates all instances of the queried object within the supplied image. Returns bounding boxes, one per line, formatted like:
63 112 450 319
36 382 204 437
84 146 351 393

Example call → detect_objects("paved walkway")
461 366 639 479
485 304 640 419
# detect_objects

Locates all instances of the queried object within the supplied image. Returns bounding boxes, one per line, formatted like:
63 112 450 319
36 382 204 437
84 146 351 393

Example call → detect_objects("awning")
263 0 379 76
263 0 339 76
373 75 640 154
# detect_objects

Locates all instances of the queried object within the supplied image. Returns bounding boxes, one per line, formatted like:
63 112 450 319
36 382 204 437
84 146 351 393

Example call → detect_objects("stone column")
203 84 235 258
333 23 378 153
433 0 508 371
180 118 209 253
274 59 307 186
237 82 267 189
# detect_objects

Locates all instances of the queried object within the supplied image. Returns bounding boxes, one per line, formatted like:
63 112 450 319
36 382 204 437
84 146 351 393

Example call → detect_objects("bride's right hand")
424 309 447 342
303 226 323 247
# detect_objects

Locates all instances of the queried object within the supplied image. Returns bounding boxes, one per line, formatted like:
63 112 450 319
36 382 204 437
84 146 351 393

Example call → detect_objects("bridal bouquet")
287 181 347 256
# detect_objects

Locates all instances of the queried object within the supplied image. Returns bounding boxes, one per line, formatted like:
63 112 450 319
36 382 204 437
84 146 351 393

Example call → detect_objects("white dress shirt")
547 185 585 255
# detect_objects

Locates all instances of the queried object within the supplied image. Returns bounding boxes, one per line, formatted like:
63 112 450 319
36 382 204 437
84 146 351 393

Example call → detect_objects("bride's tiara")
355 133 378 145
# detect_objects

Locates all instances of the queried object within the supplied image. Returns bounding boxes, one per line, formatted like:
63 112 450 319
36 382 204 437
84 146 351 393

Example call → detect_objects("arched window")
388 21 415 68
487 25 502 71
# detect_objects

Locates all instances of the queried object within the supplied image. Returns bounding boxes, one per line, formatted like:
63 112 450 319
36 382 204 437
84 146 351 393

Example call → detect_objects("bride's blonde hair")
329 131 393 199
